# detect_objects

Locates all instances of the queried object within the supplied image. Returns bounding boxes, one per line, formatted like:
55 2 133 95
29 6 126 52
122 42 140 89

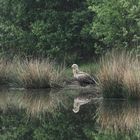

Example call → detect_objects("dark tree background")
0 0 139 63
0 0 95 63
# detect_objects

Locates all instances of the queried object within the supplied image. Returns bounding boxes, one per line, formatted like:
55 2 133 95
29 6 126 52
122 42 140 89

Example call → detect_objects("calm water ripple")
0 88 140 140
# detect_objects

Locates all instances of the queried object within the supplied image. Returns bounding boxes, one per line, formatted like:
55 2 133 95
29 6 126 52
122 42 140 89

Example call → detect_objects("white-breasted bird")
71 64 98 86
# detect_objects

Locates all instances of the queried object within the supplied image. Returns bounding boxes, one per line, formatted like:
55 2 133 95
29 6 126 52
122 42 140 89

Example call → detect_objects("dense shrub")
89 0 140 54
0 0 95 63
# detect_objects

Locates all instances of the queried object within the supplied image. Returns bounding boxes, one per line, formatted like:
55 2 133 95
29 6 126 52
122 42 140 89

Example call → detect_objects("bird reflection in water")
73 97 91 113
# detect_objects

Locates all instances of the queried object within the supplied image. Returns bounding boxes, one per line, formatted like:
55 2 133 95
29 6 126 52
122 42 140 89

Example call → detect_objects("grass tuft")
14 59 64 89
98 50 140 98
0 57 13 85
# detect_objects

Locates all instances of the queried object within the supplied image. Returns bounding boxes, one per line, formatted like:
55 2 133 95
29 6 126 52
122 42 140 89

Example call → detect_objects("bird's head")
71 64 79 70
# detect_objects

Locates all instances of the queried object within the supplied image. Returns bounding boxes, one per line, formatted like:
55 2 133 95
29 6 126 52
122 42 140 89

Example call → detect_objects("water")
0 88 140 140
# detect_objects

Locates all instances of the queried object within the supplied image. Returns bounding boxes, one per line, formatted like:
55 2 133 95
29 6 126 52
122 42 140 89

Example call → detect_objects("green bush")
89 0 140 54
0 0 95 63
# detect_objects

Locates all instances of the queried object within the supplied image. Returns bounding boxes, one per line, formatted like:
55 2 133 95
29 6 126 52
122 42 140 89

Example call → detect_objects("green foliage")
0 0 140 62
0 0 94 63
89 0 140 53
84 131 140 140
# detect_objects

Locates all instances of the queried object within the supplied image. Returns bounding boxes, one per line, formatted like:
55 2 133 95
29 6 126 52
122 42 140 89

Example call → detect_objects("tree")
0 0 95 63
89 0 140 54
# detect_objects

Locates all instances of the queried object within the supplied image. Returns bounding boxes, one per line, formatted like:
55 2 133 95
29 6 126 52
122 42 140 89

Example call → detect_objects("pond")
0 88 140 140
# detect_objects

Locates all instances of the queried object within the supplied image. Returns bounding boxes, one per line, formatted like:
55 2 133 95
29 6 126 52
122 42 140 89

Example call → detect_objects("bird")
71 64 98 86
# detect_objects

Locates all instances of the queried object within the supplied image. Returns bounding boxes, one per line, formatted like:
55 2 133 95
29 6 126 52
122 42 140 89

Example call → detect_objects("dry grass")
0 57 65 89
98 50 140 98
123 59 140 98
15 59 64 89
0 57 13 85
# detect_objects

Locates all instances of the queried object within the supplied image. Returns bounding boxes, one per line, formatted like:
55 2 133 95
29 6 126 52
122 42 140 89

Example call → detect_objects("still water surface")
0 88 140 140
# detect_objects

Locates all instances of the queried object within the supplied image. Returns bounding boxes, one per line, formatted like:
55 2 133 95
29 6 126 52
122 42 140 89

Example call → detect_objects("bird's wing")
77 71 98 85
78 71 90 76
77 73 94 83
77 71 84 74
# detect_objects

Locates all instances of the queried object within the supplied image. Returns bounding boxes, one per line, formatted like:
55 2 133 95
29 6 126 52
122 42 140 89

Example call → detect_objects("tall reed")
0 57 13 85
14 59 65 89
98 50 140 98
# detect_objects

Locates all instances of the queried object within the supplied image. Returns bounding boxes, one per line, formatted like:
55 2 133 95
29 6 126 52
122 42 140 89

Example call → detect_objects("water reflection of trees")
0 89 20 111
0 89 97 140
1 89 140 132
97 100 140 132
0 89 140 139
0 89 74 117
19 89 74 117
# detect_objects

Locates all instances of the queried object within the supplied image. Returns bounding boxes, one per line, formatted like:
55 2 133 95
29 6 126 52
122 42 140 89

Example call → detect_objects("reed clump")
0 57 13 85
15 59 64 89
98 50 140 98
0 57 64 89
